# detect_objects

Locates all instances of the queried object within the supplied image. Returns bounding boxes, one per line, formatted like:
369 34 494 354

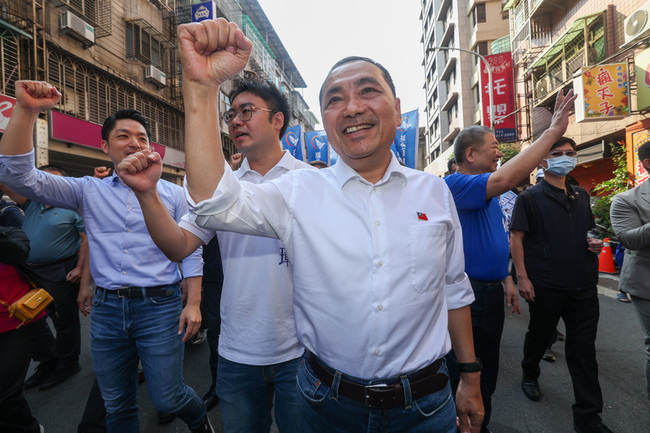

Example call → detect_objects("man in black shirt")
510 137 612 433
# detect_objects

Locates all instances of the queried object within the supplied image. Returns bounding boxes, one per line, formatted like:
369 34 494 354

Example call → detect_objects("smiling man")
117 18 483 433
445 93 576 433
0 83 212 433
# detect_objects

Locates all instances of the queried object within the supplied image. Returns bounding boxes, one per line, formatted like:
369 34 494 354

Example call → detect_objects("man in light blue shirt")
0 81 213 433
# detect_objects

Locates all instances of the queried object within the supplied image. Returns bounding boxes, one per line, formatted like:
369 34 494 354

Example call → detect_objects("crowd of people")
0 17 649 433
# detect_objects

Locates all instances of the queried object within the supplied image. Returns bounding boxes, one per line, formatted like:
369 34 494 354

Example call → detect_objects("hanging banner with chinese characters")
305 130 329 164
281 124 304 161
574 63 629 122
480 52 517 142
391 109 419 169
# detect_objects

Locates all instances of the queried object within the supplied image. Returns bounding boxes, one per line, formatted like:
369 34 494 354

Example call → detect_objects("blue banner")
305 130 329 164
329 144 339 165
281 124 304 161
191 1 215 22
391 109 419 169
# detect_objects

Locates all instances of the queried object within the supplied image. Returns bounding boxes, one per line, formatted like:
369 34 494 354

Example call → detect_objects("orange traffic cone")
598 238 616 274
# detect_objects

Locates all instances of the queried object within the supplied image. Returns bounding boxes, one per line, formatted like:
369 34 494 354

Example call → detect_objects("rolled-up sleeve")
443 186 474 310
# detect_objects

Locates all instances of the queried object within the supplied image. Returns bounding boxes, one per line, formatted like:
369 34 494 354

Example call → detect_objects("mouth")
233 131 249 140
343 124 373 135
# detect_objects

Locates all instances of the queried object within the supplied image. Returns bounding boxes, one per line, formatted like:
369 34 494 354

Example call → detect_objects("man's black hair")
101 109 152 142
639 141 650 167
38 164 68 176
447 158 457 173
551 136 577 151
319 56 397 107
228 78 291 139
453 125 494 165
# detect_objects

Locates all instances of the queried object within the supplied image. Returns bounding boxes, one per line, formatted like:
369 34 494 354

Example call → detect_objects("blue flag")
305 130 329 164
191 1 215 22
281 125 304 161
391 109 419 169
329 144 339 165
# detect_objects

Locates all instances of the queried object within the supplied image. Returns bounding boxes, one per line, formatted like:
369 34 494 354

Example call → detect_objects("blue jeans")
296 355 456 433
216 355 302 433
90 284 206 433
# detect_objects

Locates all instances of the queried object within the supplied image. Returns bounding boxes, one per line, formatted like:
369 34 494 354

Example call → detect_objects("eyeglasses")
222 105 276 126
547 150 577 158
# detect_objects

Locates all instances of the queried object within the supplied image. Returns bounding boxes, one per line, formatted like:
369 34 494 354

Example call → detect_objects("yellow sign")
636 48 650 111
631 129 650 185
574 63 629 122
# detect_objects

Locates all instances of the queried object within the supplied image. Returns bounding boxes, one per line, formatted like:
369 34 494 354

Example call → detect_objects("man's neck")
543 172 566 191
456 164 488 175
245 142 285 176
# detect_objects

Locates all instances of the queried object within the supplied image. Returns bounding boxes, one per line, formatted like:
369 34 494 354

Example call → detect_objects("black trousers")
446 279 505 433
522 286 603 428
29 255 81 369
0 319 47 433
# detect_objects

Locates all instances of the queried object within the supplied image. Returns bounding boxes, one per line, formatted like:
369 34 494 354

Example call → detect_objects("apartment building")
0 0 316 181
505 0 649 190
420 0 510 176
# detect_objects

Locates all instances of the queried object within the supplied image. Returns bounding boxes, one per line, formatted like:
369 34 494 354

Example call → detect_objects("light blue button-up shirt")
0 151 202 288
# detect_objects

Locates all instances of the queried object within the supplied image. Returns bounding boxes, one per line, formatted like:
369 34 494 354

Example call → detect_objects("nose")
342 95 365 117
496 149 503 158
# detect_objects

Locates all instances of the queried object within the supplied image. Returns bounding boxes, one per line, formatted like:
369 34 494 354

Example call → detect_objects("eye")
241 107 253 115
325 96 341 108
361 87 377 94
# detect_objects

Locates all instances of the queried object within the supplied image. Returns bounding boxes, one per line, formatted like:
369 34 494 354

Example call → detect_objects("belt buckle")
364 383 389 408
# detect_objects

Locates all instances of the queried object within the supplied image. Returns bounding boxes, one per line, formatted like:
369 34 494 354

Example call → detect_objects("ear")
273 111 285 133
465 146 475 163
643 158 650 174
100 140 109 155
394 97 402 127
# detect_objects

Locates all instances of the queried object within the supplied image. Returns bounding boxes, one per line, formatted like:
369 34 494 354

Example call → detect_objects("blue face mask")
544 155 577 176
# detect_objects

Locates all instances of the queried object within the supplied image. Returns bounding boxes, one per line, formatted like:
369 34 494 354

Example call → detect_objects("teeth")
344 124 371 134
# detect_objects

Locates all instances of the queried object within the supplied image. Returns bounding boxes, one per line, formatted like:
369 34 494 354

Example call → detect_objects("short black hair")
101 109 151 142
319 56 397 107
639 141 650 166
447 158 457 173
38 164 68 176
228 78 291 139
454 125 494 165
551 137 577 151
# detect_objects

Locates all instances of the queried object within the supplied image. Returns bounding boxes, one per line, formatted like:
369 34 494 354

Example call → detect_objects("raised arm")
0 81 60 156
178 18 251 203
485 89 577 199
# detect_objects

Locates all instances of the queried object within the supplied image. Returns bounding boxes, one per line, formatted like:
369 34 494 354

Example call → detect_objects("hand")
587 238 603 254
66 266 82 283
547 89 578 138
230 152 242 170
504 280 521 314
94 166 112 179
15 81 61 113
178 303 201 343
177 18 252 88
517 276 535 302
456 373 485 433
115 149 162 194
77 284 93 316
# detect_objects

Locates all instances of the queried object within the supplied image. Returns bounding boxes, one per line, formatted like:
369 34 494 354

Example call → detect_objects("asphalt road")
25 273 649 432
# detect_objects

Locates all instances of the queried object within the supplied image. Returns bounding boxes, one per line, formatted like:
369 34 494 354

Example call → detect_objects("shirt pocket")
409 223 447 293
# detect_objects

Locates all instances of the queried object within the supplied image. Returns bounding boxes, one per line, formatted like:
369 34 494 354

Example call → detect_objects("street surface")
25 273 648 432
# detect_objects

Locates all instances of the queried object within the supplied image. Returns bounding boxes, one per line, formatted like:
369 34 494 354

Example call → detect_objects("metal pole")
426 46 495 126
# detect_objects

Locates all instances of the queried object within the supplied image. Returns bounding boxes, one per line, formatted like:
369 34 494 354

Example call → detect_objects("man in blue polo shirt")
445 90 577 433
2 167 88 391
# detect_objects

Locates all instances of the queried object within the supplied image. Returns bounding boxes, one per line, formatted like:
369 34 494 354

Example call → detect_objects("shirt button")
378 261 384 267
124 250 129 254
374 348 381 356
375 220 381 227
377 304 384 311
127 206 132 211
122 271 127 275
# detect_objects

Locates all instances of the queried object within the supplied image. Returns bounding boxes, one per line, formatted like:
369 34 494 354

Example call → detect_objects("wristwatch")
457 358 482 373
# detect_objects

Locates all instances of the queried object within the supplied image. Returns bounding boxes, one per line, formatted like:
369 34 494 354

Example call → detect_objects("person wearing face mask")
510 137 613 433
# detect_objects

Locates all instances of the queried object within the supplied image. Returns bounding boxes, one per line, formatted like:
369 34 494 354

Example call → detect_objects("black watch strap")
457 358 482 373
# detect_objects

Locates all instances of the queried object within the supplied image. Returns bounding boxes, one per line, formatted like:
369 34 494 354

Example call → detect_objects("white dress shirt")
181 150 312 365
186 153 473 379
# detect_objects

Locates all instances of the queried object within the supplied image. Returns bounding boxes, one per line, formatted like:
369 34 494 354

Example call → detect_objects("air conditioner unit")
623 1 650 47
144 65 167 88
59 11 95 45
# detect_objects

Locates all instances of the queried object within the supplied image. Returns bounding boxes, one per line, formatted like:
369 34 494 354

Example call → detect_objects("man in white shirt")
117 18 483 433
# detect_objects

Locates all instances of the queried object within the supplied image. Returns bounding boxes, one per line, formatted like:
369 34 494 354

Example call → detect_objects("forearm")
183 276 202 307
183 82 225 203
448 305 481 387
0 105 39 156
510 230 527 279
76 233 88 270
135 189 200 261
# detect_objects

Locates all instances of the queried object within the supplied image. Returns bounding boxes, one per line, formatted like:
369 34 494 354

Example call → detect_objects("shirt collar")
332 152 407 189
236 149 296 179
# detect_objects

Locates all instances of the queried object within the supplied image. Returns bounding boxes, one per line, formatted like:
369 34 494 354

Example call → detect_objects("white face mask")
543 155 577 176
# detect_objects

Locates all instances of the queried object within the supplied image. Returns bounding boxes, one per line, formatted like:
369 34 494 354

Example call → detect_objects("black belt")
98 286 175 299
28 254 78 268
306 352 447 409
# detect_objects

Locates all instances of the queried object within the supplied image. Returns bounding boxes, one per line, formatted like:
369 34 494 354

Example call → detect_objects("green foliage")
499 143 520 165
591 141 630 234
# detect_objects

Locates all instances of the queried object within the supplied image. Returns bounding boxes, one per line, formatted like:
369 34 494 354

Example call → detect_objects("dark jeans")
30 255 81 369
446 279 504 433
522 286 603 428
0 319 47 433
203 279 222 389
78 379 107 433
